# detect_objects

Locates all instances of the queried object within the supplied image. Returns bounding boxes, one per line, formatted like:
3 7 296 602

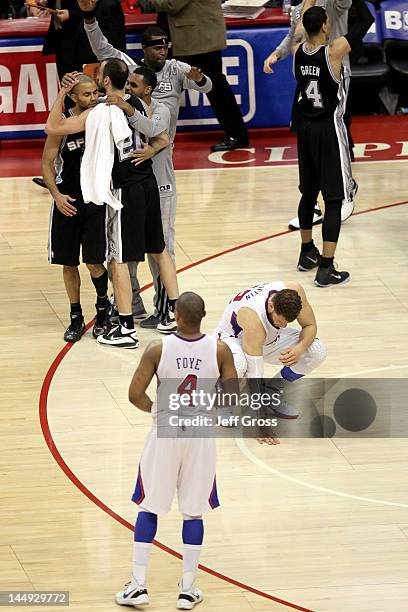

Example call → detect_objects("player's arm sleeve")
83 19 135 64
128 109 170 137
276 15 298 60
344 0 374 50
334 0 352 13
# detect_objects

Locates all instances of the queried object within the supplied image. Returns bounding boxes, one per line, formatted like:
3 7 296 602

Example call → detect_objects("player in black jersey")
42 74 111 343
45 58 179 349
291 0 373 287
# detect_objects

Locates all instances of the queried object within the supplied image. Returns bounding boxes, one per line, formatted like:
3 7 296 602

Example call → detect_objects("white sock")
132 541 152 587
182 544 202 591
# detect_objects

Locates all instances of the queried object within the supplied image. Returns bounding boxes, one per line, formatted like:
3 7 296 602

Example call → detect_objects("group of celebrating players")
40 0 374 607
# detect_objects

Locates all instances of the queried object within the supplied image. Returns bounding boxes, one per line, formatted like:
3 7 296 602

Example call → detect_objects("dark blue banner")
380 0 408 40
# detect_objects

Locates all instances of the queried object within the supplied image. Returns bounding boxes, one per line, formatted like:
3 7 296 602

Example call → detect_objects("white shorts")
132 427 219 516
217 327 326 377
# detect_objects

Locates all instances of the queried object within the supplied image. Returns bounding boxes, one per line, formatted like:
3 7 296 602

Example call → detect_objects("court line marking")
236 436 408 510
39 198 408 612
1 156 408 181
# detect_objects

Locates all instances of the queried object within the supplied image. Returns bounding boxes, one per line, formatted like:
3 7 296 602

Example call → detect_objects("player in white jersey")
215 281 326 417
116 292 237 610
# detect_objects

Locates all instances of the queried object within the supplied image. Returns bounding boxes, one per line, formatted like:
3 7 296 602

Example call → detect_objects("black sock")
70 303 83 325
168 298 177 313
301 240 314 253
96 295 109 309
119 314 134 330
320 256 334 269
90 269 108 300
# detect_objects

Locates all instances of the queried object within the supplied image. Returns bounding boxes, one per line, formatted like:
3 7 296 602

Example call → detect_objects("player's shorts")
48 199 107 266
107 175 165 263
132 427 219 516
297 116 352 202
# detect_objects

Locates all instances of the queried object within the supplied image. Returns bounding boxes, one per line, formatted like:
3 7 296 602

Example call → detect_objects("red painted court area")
0 116 407 178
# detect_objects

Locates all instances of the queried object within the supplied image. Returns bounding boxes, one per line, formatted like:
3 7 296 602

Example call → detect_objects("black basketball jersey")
55 109 85 198
111 93 154 189
294 44 344 119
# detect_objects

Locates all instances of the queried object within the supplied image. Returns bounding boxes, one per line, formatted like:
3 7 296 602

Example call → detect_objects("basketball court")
1 116 408 611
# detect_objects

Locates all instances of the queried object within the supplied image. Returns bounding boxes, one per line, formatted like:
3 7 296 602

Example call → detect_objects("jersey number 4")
177 374 198 406
305 79 323 108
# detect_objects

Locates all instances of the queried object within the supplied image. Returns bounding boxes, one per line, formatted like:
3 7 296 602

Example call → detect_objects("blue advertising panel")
0 25 295 138
380 0 408 40
127 27 296 130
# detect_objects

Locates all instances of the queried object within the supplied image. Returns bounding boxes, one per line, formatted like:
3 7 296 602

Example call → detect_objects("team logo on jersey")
159 184 172 193
157 81 172 92
66 138 85 151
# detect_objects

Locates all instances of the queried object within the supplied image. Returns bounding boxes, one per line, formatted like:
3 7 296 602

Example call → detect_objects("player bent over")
214 281 326 418
116 292 237 609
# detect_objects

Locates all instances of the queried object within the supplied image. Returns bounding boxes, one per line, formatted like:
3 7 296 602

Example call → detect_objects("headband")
143 37 169 48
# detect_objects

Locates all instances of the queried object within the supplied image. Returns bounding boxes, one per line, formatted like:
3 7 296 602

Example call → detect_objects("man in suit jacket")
151 0 249 151
42 0 126 79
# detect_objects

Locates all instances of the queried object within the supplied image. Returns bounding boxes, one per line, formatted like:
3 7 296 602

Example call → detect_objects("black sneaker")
92 301 112 339
63 319 85 343
314 265 350 287
32 177 47 189
97 325 139 349
157 313 177 334
297 245 321 271
140 314 160 329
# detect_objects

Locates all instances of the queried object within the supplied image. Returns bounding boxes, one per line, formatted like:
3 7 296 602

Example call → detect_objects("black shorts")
297 116 352 202
107 175 165 263
48 199 107 266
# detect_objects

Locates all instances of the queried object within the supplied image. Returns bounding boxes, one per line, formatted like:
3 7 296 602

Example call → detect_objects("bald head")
175 292 206 328
71 73 95 94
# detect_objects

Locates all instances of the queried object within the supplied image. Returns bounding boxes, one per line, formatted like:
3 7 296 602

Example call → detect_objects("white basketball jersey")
152 333 220 420
215 281 286 345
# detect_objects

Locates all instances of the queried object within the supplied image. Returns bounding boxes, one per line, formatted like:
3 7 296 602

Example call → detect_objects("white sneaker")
341 179 358 222
288 207 323 230
177 585 203 610
97 325 139 349
156 312 177 335
115 577 149 607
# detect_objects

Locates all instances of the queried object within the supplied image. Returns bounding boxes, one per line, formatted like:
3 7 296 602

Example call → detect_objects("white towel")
80 104 132 211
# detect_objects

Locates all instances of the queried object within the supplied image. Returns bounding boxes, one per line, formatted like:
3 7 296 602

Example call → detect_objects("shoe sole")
314 276 350 288
156 327 177 335
97 340 140 349
177 594 203 610
297 264 318 272
115 595 149 607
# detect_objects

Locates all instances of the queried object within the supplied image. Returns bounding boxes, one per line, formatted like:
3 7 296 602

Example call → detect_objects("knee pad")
182 514 203 521
233 352 248 377
308 339 327 368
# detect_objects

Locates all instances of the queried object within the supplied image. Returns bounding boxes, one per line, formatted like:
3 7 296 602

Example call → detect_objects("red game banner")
0 39 58 138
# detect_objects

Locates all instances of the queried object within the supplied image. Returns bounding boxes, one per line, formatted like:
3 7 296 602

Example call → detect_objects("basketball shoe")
177 582 203 610
297 245 321 271
97 325 140 348
92 300 112 338
314 265 350 288
288 180 358 230
157 312 177 334
63 316 85 343
140 314 161 329
115 576 149 607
